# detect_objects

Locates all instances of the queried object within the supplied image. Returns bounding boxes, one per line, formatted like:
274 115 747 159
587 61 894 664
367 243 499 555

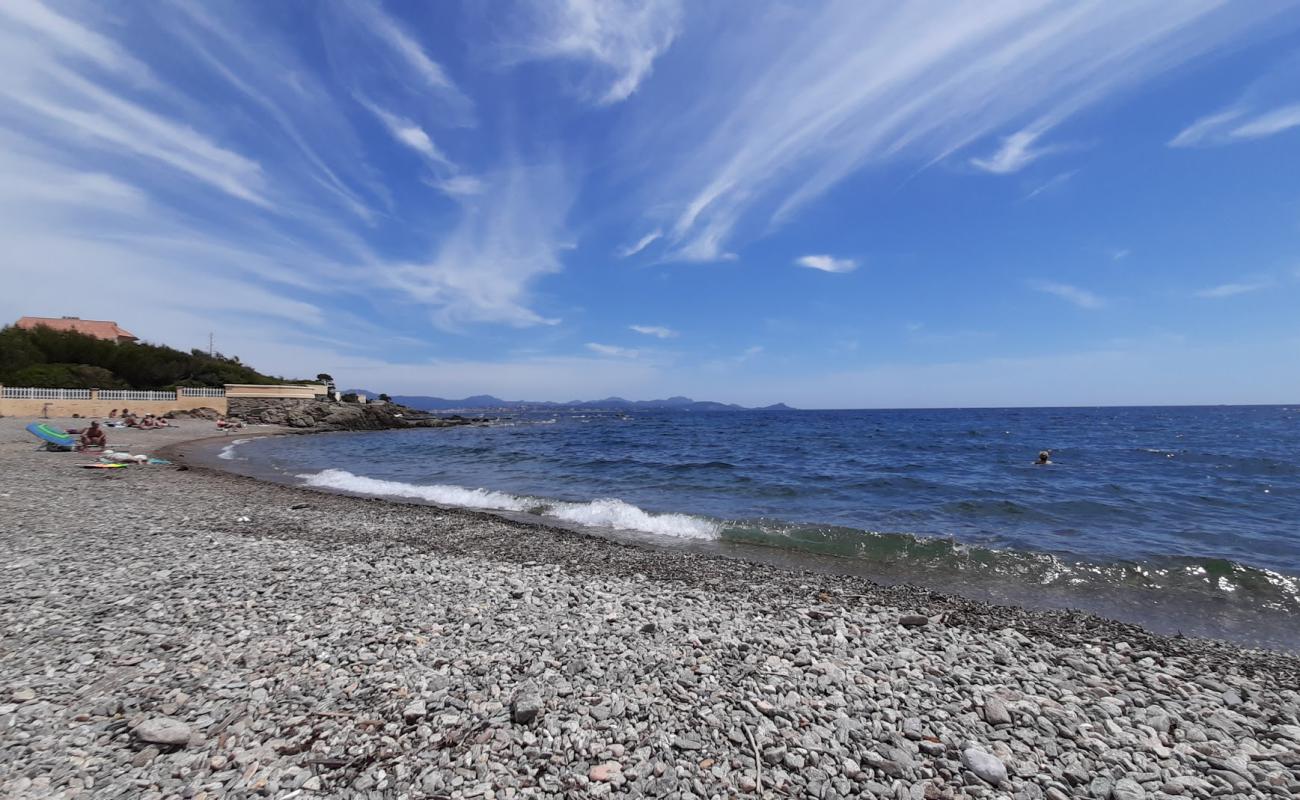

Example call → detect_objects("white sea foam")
298 469 529 511
547 498 718 539
295 469 720 540
218 438 250 460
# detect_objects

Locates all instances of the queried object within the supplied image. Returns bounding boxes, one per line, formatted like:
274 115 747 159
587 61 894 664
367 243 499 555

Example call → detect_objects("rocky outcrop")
226 398 474 431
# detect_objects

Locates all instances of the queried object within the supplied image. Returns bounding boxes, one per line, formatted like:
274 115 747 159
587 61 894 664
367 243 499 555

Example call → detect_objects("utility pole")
209 333 214 357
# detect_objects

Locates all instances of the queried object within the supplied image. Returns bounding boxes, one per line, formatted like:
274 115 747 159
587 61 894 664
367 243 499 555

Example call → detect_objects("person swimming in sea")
1035 450 1052 465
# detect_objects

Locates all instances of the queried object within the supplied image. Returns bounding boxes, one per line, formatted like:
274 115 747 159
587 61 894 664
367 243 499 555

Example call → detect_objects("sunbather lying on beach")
78 421 107 450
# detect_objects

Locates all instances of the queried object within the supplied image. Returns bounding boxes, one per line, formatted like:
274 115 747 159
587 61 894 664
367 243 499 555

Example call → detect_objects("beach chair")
26 422 76 451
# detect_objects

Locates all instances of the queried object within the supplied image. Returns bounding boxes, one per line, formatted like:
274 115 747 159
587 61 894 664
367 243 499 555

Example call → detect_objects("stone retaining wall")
0 394 227 419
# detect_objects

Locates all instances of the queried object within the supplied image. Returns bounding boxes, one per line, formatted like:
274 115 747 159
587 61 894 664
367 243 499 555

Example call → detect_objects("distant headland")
352 392 796 413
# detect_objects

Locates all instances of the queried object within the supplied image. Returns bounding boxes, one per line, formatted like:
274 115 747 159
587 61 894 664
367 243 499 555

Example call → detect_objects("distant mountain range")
346 391 794 412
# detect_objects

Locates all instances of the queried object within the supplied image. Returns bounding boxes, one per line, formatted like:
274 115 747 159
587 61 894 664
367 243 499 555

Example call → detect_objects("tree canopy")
0 325 303 389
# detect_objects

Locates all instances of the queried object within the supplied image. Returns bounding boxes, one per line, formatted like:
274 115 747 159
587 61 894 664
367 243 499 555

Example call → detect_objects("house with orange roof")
15 316 139 344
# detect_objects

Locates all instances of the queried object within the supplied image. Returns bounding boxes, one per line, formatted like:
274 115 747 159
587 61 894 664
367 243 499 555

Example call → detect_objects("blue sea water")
218 406 1300 650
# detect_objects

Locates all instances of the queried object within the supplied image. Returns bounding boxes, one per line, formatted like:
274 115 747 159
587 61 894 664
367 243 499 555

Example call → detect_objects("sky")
1 0 1299 408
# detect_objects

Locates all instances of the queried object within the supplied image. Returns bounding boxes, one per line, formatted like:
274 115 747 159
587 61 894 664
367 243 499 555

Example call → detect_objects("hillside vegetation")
0 325 298 390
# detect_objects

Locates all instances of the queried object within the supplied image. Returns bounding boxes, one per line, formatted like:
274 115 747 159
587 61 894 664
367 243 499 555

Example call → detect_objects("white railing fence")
1 387 92 400
178 387 226 397
99 389 177 401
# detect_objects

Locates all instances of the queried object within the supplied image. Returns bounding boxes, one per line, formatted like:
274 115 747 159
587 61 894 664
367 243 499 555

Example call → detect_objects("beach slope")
1 418 1297 799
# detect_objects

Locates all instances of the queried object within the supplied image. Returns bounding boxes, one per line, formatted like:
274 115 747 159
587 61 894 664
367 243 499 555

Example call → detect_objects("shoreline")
3 417 1299 798
169 431 1300 672
176 428 1300 655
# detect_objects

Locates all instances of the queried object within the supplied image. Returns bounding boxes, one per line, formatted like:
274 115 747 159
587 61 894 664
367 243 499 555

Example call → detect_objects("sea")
211 406 1300 652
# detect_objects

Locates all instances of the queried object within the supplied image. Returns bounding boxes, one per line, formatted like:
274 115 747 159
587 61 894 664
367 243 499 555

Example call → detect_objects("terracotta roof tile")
15 317 138 342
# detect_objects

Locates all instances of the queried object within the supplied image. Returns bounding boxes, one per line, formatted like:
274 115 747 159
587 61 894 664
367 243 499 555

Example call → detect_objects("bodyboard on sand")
26 422 75 448
81 463 127 469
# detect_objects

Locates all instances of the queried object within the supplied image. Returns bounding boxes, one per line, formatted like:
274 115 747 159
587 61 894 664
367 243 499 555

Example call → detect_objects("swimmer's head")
1037 450 1051 463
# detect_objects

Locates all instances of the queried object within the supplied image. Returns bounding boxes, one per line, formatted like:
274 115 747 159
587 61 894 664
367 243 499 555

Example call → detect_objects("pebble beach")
2 418 1299 800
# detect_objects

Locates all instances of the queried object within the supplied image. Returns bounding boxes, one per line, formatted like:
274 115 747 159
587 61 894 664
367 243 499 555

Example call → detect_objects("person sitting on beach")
109 409 118 418
1035 450 1052 465
78 421 107 450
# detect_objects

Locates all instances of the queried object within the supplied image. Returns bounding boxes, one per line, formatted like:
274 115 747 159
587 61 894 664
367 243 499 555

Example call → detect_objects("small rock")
984 697 1012 726
133 718 191 747
762 745 787 765
511 689 541 724
899 614 929 627
783 752 806 770
131 746 160 767
673 735 703 751
1111 778 1145 800
961 747 1007 787
903 717 924 740
10 688 35 703
403 699 427 721
589 762 621 782
738 775 757 792
640 622 658 633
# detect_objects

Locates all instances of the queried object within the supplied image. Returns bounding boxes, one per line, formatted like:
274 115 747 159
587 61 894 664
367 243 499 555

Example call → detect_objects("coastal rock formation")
225 397 475 432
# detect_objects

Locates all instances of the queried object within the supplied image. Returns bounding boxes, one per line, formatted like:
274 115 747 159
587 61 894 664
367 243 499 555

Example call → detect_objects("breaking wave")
297 469 718 540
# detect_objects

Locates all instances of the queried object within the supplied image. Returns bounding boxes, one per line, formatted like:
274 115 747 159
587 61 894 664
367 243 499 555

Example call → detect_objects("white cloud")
356 96 452 168
0 32 270 207
796 254 858 273
1033 281 1105 309
635 2 1280 261
1171 103 1300 147
1195 281 1270 298
434 175 488 197
347 0 456 92
504 0 682 104
971 129 1056 174
1110 248 1131 261
1230 103 1300 139
617 229 662 257
0 0 150 84
629 324 677 338
1022 170 1076 200
377 163 572 329
586 342 639 357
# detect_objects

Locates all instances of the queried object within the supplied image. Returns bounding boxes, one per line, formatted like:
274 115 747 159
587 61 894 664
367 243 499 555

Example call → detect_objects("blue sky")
1 0 1299 407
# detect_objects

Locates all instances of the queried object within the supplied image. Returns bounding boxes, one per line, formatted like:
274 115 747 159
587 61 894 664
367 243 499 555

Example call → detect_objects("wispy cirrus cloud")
617 229 662 257
1170 52 1300 148
1022 170 1077 201
1195 281 1271 298
378 163 571 329
503 0 683 104
971 129 1059 174
1171 104 1300 146
344 1 460 95
629 324 677 338
356 96 453 168
635 2 1287 262
795 254 858 273
586 342 639 357
0 0 151 84
1033 281 1106 309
